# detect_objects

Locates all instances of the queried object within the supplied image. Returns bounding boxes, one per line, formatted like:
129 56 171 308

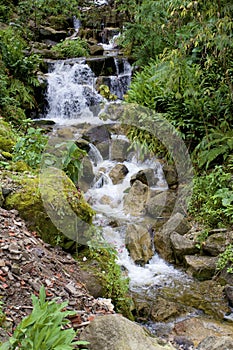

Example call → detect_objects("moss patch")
5 171 95 248
0 120 17 152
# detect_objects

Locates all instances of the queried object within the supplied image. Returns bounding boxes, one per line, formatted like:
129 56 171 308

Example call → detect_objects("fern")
194 128 233 169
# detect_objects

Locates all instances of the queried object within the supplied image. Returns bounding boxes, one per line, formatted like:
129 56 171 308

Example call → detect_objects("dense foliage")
116 0 233 225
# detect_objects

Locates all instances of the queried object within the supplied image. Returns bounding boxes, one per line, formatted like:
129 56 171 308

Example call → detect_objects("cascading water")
46 60 104 123
108 58 132 99
45 58 189 290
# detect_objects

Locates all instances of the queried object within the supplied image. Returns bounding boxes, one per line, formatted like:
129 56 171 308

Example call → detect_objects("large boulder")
38 26 67 41
125 224 153 265
79 314 176 350
5 171 95 247
109 163 129 185
170 317 233 349
123 180 149 216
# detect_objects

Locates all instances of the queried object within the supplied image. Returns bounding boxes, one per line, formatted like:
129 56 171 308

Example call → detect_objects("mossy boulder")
0 120 17 152
5 170 95 248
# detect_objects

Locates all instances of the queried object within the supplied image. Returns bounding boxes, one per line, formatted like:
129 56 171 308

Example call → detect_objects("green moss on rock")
0 120 17 152
5 171 95 247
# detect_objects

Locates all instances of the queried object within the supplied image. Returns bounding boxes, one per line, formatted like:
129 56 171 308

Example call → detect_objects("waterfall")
109 58 132 99
46 60 104 122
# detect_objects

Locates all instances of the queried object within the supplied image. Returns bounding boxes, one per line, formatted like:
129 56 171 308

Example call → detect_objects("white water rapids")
45 58 189 291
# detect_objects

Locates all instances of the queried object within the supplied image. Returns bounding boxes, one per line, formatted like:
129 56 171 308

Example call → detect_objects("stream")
40 26 232 346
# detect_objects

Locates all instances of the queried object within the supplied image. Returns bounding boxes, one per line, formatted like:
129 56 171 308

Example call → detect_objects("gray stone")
197 336 233 350
39 26 67 41
83 125 111 145
184 255 218 280
125 224 153 265
224 285 233 307
79 314 176 350
89 44 104 56
163 164 178 188
146 190 176 218
171 232 199 262
203 232 229 256
130 168 158 187
81 157 95 184
123 180 149 216
110 138 130 162
109 163 129 185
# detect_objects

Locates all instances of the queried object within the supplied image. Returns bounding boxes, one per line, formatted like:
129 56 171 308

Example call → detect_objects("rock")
79 314 176 350
146 190 176 218
109 163 129 185
83 125 111 145
81 156 95 185
75 138 91 152
5 172 95 247
150 297 180 322
197 336 233 350
163 212 191 235
0 120 16 152
203 232 230 256
96 141 110 159
125 224 153 265
171 232 199 262
79 270 104 298
99 195 113 205
171 316 233 348
163 164 178 188
154 211 186 263
130 168 158 187
224 285 233 307
123 180 149 216
110 138 130 162
89 44 104 56
184 255 218 280
39 26 67 41
0 188 4 207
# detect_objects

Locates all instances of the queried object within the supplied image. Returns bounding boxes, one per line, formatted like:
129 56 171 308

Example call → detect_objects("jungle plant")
13 127 48 169
51 38 89 59
0 286 89 350
217 244 233 274
189 165 233 227
193 126 233 170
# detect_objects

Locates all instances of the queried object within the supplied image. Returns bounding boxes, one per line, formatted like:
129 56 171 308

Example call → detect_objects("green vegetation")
13 127 48 169
189 166 233 227
51 38 89 58
217 244 233 274
0 286 89 350
115 0 233 264
86 230 133 320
